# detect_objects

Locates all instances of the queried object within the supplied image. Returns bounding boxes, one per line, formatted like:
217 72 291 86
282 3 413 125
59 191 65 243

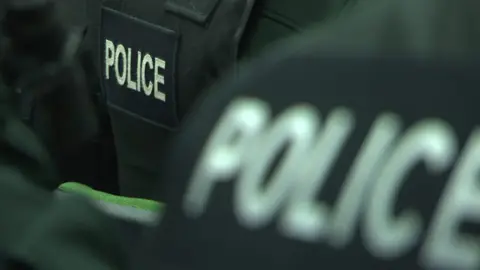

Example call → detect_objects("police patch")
100 7 179 129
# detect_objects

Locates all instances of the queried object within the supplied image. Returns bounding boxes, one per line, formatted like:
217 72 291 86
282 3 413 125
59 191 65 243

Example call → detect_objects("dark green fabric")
0 82 126 269
0 88 58 190
0 1 119 193
9 196 127 270
1 186 126 270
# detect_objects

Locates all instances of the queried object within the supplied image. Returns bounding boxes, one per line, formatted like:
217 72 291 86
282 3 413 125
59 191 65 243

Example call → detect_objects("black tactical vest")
92 0 355 199
1 0 356 196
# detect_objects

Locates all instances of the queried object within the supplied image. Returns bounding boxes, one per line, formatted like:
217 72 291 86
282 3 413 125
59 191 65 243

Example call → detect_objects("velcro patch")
100 7 180 129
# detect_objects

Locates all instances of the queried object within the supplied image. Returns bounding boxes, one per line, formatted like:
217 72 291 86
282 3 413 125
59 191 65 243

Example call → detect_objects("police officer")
90 0 359 199
1 0 480 269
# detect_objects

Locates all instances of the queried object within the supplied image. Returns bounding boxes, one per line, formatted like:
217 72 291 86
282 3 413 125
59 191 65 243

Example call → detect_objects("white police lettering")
184 97 480 268
421 130 480 269
364 120 457 258
235 103 319 229
279 108 354 241
183 98 270 218
104 39 166 101
328 113 401 248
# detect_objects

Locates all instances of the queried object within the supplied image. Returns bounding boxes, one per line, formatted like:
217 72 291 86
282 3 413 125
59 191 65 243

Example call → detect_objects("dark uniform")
93 0 358 198
0 1 119 193
2 0 480 269
1 0 356 197
0 76 127 270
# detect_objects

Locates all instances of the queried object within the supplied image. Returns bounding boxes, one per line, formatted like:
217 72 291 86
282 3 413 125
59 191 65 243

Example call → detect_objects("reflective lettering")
421 129 480 269
236 104 319 229
103 39 167 101
126 48 137 90
142 53 153 96
114 44 127 86
183 97 480 268
136 51 142 91
279 108 354 241
328 113 401 248
364 120 457 258
154 58 166 101
104 39 115 80
183 98 270 218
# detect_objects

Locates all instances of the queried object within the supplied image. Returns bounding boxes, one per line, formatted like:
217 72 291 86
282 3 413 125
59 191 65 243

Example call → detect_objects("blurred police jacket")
0 0 119 193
